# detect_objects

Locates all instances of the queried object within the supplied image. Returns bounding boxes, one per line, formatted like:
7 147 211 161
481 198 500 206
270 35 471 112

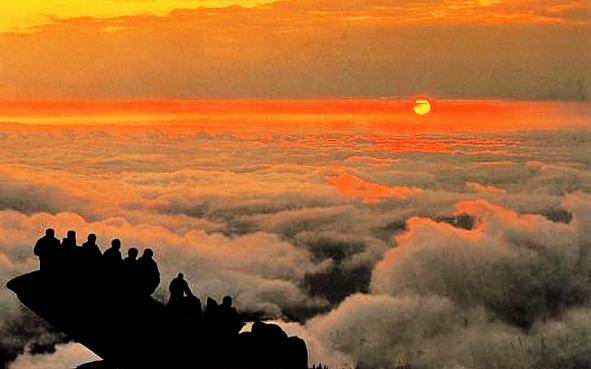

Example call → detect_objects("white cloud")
9 343 101 369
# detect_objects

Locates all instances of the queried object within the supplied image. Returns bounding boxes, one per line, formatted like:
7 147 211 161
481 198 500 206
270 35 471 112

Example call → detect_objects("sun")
413 98 432 115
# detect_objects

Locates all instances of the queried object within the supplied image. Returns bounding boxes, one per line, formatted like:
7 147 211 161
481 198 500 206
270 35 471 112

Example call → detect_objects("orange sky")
0 99 589 134
3 0 590 32
1 1 589 100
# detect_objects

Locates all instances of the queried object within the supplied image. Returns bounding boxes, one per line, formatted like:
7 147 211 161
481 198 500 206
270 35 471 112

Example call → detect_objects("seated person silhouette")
137 249 160 296
82 234 102 261
34 228 61 271
167 273 191 311
218 296 244 337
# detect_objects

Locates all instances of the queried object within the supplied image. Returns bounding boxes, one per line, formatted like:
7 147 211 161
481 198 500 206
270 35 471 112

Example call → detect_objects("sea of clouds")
1 117 591 368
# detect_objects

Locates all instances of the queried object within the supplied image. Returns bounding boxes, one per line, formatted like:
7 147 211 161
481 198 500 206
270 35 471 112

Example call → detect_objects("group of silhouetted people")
31 229 308 365
167 273 202 319
34 228 245 339
166 273 244 337
34 228 160 296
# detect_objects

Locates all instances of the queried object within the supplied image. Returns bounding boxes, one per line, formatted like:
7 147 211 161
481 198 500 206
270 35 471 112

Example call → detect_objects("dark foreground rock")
8 271 307 369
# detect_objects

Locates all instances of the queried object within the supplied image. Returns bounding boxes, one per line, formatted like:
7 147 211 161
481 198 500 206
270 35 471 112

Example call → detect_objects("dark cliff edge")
7 271 292 369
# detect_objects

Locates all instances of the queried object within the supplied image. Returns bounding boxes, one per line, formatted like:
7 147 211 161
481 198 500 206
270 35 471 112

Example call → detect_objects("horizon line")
1 97 590 104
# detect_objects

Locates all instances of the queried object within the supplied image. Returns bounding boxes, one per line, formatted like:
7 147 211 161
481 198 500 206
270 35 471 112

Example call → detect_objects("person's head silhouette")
128 248 138 259
87 234 96 243
112 239 121 250
222 296 232 307
45 228 55 237
143 249 153 259
178 273 184 280
67 230 76 239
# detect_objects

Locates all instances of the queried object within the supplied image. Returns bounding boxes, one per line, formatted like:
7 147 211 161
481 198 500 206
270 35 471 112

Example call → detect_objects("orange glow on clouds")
465 182 508 195
327 174 423 204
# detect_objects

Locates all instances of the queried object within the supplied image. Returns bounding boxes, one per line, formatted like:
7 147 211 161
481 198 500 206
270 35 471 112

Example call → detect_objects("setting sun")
413 98 432 115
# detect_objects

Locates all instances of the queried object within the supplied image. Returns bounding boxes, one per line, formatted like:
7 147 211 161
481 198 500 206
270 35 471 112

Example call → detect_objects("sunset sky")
1 0 589 100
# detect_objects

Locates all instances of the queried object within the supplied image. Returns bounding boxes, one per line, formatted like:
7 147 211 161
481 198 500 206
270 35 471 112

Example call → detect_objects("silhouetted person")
137 249 159 296
122 248 138 269
168 273 191 311
80 233 102 283
103 239 122 266
204 297 219 331
121 248 139 292
102 240 123 289
62 230 77 248
34 228 61 271
185 292 203 321
62 230 83 268
82 234 102 261
205 297 218 315
218 296 244 336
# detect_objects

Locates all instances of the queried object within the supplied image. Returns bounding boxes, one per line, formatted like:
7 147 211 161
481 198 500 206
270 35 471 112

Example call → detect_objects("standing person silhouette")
81 233 102 282
62 230 77 248
82 234 102 260
34 228 61 271
137 249 160 296
122 248 138 268
62 230 82 268
121 248 139 291
103 239 122 265
103 239 123 288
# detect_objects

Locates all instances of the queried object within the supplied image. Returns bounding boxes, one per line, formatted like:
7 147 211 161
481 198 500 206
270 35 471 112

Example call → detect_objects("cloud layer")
1 104 591 367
